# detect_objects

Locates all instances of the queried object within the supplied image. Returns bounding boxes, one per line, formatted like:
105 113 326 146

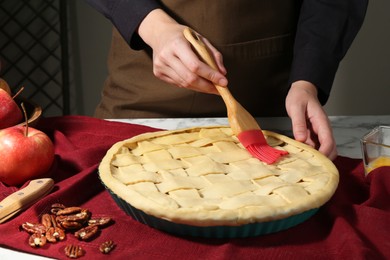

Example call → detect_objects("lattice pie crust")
99 126 339 227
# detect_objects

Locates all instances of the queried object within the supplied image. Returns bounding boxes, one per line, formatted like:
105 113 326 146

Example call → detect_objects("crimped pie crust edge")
99 126 339 227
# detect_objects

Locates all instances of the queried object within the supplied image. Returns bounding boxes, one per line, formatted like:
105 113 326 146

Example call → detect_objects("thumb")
289 107 308 142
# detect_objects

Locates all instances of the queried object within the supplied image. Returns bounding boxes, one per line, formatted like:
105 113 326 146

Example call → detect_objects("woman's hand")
285 80 338 160
138 9 228 94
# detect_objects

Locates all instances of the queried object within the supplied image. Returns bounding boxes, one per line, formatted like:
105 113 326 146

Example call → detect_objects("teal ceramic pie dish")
98 126 338 238
104 183 319 238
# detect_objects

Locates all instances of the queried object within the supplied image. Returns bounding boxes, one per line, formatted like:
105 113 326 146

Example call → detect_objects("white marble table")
1 115 389 259
111 115 390 159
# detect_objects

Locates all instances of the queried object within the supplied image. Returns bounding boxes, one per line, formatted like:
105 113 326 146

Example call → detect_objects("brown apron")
94 0 297 119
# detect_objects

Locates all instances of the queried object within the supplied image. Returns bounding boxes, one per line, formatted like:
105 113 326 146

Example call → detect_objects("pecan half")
46 226 66 243
58 220 83 230
28 233 47 248
69 209 91 224
43 214 66 242
88 217 112 227
41 213 53 229
55 215 70 224
64 244 84 259
50 203 66 214
74 225 99 241
99 240 115 254
55 209 90 226
56 207 83 216
21 222 47 234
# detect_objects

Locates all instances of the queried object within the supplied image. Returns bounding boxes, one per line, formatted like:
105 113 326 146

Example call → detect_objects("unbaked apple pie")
99 126 339 237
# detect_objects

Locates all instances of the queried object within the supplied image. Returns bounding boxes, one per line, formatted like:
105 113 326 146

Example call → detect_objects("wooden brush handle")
183 27 260 133
183 27 237 109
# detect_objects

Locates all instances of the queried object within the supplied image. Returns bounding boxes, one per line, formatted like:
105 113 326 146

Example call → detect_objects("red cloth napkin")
0 115 389 260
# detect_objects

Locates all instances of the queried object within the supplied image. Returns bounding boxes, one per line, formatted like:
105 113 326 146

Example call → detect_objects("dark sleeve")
289 0 368 104
84 0 161 50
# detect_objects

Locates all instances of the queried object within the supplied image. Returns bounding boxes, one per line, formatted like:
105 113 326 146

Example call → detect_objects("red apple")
0 88 23 129
0 124 55 186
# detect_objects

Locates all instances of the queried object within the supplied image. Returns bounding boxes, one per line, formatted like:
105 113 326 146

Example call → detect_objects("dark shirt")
85 0 368 104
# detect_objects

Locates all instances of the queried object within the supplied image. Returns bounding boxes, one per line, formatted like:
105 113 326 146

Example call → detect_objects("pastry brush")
183 27 288 164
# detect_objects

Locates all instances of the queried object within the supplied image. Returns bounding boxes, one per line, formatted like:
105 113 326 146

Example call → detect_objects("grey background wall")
72 0 390 117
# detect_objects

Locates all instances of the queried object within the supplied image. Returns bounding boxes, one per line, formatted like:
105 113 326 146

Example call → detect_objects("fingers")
178 43 228 88
302 112 338 160
286 90 308 143
138 9 227 94
320 141 338 160
151 26 228 94
202 37 227 75
290 107 308 143
286 81 338 160
154 50 220 94
315 116 338 160
292 110 338 160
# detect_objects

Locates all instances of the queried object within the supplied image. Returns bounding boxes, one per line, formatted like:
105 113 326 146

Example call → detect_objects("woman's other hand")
286 80 338 160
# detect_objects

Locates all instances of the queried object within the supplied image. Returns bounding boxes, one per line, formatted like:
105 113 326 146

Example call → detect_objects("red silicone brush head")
237 130 288 164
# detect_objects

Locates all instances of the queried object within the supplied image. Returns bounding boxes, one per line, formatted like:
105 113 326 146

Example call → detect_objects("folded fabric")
0 115 388 260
